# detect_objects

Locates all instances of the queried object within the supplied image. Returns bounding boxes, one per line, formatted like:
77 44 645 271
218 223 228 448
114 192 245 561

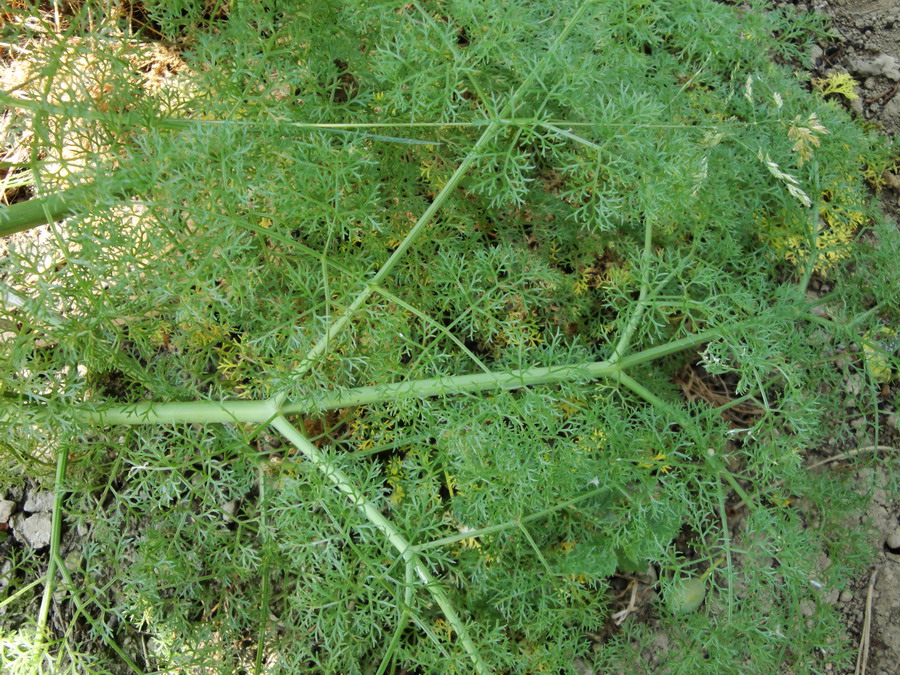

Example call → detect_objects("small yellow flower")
769 495 793 508
639 452 672 473
558 541 576 554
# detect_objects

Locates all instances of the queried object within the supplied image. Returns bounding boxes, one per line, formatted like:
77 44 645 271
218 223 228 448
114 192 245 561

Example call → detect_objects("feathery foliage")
0 0 897 672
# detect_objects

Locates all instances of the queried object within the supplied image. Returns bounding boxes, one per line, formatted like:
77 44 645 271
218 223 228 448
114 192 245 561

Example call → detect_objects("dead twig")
855 569 878 675
865 85 898 106
806 445 895 471
610 579 639 625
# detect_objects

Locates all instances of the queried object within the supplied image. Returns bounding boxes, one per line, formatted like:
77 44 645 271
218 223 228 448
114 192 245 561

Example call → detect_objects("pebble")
887 413 900 431
850 54 900 81
24 491 54 513
884 95 900 123
845 374 865 396
850 417 866 430
10 512 53 549
887 527 900 550
0 499 15 522
840 590 853 603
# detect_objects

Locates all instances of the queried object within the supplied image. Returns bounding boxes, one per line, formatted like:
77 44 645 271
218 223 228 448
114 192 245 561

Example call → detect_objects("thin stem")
719 468 755 512
715 478 735 621
278 0 600 400
254 465 271 675
797 161 821 298
271 416 488 674
0 577 46 610
372 285 491 374
274 119 503 402
375 609 411 675
412 1 495 120
610 216 654 363
540 123 604 151
52 555 143 674
37 445 68 635
415 486 611 552
612 371 685 421
518 522 552 573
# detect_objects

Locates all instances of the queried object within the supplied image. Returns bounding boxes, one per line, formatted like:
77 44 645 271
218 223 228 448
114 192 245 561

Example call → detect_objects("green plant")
1 0 897 672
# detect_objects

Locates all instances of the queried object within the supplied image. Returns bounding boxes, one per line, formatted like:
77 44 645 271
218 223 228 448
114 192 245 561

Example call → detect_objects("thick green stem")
0 179 137 237
272 416 488 674
60 328 721 426
1 184 93 237
293 328 718 415
83 398 280 426
287 359 621 414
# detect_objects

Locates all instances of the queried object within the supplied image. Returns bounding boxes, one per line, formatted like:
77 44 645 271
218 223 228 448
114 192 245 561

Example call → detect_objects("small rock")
800 600 815 617
884 95 900 123
849 97 864 116
811 45 824 65
850 54 900 82
845 374 865 396
0 499 15 522
850 417 866 430
806 292 829 317
11 512 53 549
0 560 12 589
887 527 900 550
887 414 900 431
839 590 853 603
24 492 54 513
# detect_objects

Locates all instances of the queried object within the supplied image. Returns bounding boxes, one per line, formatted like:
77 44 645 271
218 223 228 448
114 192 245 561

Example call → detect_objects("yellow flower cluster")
758 180 868 273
